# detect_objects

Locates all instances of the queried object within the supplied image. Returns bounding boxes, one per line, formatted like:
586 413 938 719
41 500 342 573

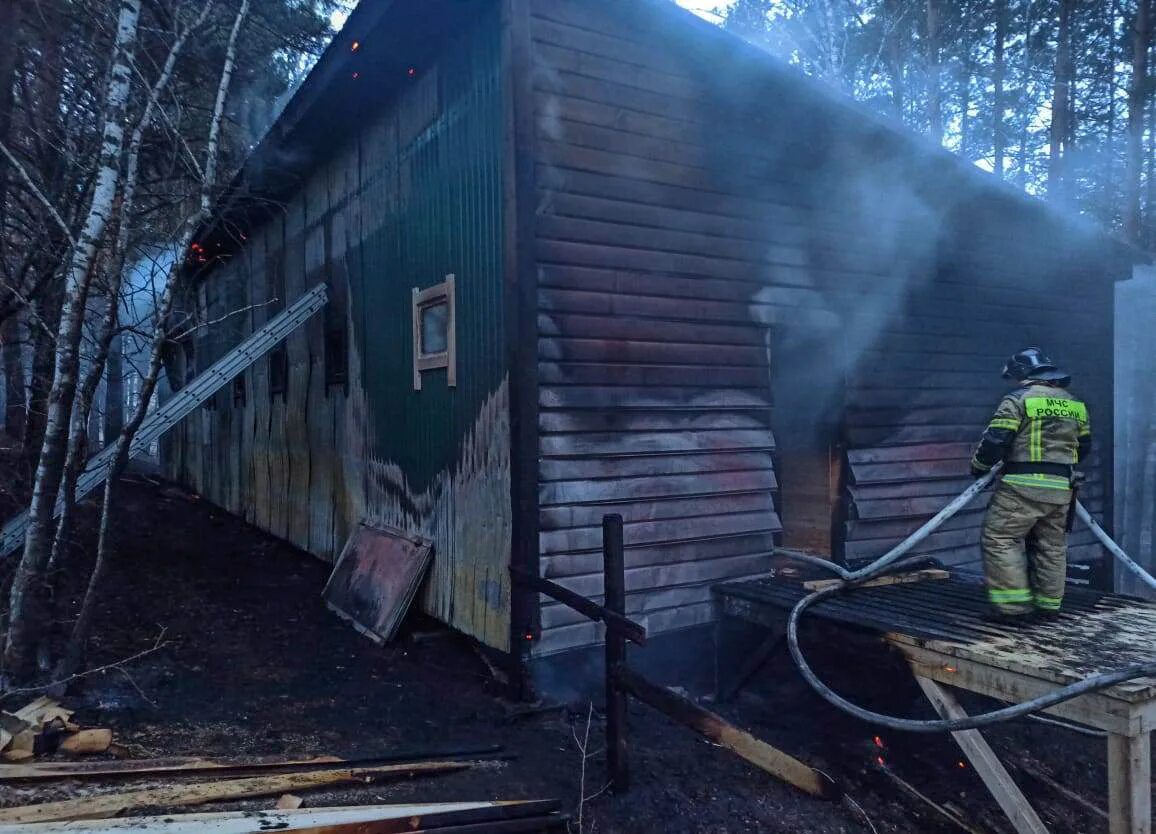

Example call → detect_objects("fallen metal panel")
0 284 328 559
323 521 433 643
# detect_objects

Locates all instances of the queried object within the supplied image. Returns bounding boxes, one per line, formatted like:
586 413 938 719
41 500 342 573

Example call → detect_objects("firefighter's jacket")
971 380 1091 502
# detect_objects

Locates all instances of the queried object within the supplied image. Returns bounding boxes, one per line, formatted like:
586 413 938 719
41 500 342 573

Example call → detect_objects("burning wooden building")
170 0 1135 683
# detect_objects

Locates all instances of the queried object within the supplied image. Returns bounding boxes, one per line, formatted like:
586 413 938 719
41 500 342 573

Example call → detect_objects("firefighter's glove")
970 463 989 479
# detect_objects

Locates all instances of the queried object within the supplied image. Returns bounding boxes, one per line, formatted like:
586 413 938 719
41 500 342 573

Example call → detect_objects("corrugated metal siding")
1115 265 1156 597
349 6 511 649
165 4 513 651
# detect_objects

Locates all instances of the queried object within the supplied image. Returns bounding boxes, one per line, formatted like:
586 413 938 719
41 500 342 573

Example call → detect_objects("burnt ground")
0 462 1138 834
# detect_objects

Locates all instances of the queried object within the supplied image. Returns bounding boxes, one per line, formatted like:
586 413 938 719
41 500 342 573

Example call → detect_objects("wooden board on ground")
322 522 433 644
0 762 472 823
803 569 950 592
0 801 562 834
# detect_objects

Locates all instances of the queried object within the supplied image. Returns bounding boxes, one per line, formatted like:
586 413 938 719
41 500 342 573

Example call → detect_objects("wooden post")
1107 731 1151 834
603 513 628 792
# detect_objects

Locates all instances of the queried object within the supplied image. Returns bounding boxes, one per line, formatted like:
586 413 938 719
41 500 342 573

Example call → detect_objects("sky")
676 0 737 23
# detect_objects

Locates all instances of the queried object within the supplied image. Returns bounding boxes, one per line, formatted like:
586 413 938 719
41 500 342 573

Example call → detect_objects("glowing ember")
876 756 885 767
352 72 360 79
957 761 967 769
407 67 417 77
944 665 957 673
873 736 884 748
351 40 360 51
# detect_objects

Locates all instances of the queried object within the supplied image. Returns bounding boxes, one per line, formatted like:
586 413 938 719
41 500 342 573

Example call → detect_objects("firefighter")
970 348 1092 620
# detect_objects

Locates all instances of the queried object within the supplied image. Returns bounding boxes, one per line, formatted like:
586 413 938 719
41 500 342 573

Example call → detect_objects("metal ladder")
0 283 329 559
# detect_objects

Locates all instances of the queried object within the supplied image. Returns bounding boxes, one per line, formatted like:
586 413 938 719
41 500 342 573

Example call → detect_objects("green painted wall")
350 6 505 493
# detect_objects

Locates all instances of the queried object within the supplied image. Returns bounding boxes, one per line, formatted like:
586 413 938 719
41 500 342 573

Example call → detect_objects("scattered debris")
0 800 566 833
274 794 303 810
0 746 503 782
0 697 112 761
57 728 112 755
802 569 950 593
0 761 477 823
877 764 991 834
323 522 432 644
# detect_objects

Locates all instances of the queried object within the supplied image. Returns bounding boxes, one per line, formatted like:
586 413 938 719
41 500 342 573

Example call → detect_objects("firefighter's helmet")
1002 348 1069 383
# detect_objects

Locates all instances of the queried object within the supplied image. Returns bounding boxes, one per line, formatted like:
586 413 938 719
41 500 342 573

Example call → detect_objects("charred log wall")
526 0 1123 655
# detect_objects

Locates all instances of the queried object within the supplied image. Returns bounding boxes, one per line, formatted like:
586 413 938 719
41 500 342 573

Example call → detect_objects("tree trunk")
1126 0 1151 241
59 0 251 681
926 0 943 143
993 0 1008 178
885 0 906 119
22 291 59 473
1049 0 1073 201
1 314 24 439
103 335 123 441
4 0 143 683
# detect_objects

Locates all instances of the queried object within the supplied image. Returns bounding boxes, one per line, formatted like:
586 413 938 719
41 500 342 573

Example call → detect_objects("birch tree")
3 0 143 680
58 0 252 679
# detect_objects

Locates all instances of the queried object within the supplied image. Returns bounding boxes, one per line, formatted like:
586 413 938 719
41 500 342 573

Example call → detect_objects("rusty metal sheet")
323 521 433 644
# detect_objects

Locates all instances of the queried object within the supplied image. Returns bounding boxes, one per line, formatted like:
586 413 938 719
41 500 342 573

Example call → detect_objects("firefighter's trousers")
981 485 1070 615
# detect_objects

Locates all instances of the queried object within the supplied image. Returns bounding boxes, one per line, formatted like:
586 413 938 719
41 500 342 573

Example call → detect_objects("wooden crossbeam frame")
914 675 1049 834
897 644 1153 834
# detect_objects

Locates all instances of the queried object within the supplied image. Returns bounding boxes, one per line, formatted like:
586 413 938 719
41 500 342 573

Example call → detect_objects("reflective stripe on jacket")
971 381 1091 494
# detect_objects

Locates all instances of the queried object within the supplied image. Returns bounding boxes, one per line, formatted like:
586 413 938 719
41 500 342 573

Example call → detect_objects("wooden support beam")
717 629 782 703
1107 731 1151 834
603 514 629 792
614 665 839 799
509 566 646 646
803 569 949 592
914 675 1049 834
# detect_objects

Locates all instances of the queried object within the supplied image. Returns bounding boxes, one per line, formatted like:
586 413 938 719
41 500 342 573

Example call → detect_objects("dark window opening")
232 375 247 408
323 248 349 392
269 347 288 399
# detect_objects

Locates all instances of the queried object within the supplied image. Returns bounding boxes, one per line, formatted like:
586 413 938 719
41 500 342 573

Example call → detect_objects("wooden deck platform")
713 574 1156 834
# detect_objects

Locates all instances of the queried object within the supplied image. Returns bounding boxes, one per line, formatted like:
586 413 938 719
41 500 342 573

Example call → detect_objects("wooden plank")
0 763 471 823
540 491 774 530
913 676 1049 834
540 510 778 553
538 361 771 389
540 450 775 482
539 409 773 434
0 802 562 834
541 428 774 457
614 666 838 799
803 569 949 593
539 312 767 347
1107 732 1151 834
510 566 646 645
898 646 1144 734
547 551 775 599
539 335 768 367
536 599 718 655
539 582 715 629
541 532 778 580
539 385 771 410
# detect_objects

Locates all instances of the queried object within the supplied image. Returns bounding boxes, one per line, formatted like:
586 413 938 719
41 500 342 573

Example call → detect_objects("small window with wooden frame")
412 274 456 391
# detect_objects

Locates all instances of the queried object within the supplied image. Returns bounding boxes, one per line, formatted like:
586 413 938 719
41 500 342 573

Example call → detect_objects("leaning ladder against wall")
0 284 329 559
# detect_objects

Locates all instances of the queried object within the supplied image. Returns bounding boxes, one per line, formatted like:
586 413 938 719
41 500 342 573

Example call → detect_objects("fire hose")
782 462 1156 733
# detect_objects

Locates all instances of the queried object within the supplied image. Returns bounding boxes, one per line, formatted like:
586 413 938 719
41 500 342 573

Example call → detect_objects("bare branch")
0 142 77 248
